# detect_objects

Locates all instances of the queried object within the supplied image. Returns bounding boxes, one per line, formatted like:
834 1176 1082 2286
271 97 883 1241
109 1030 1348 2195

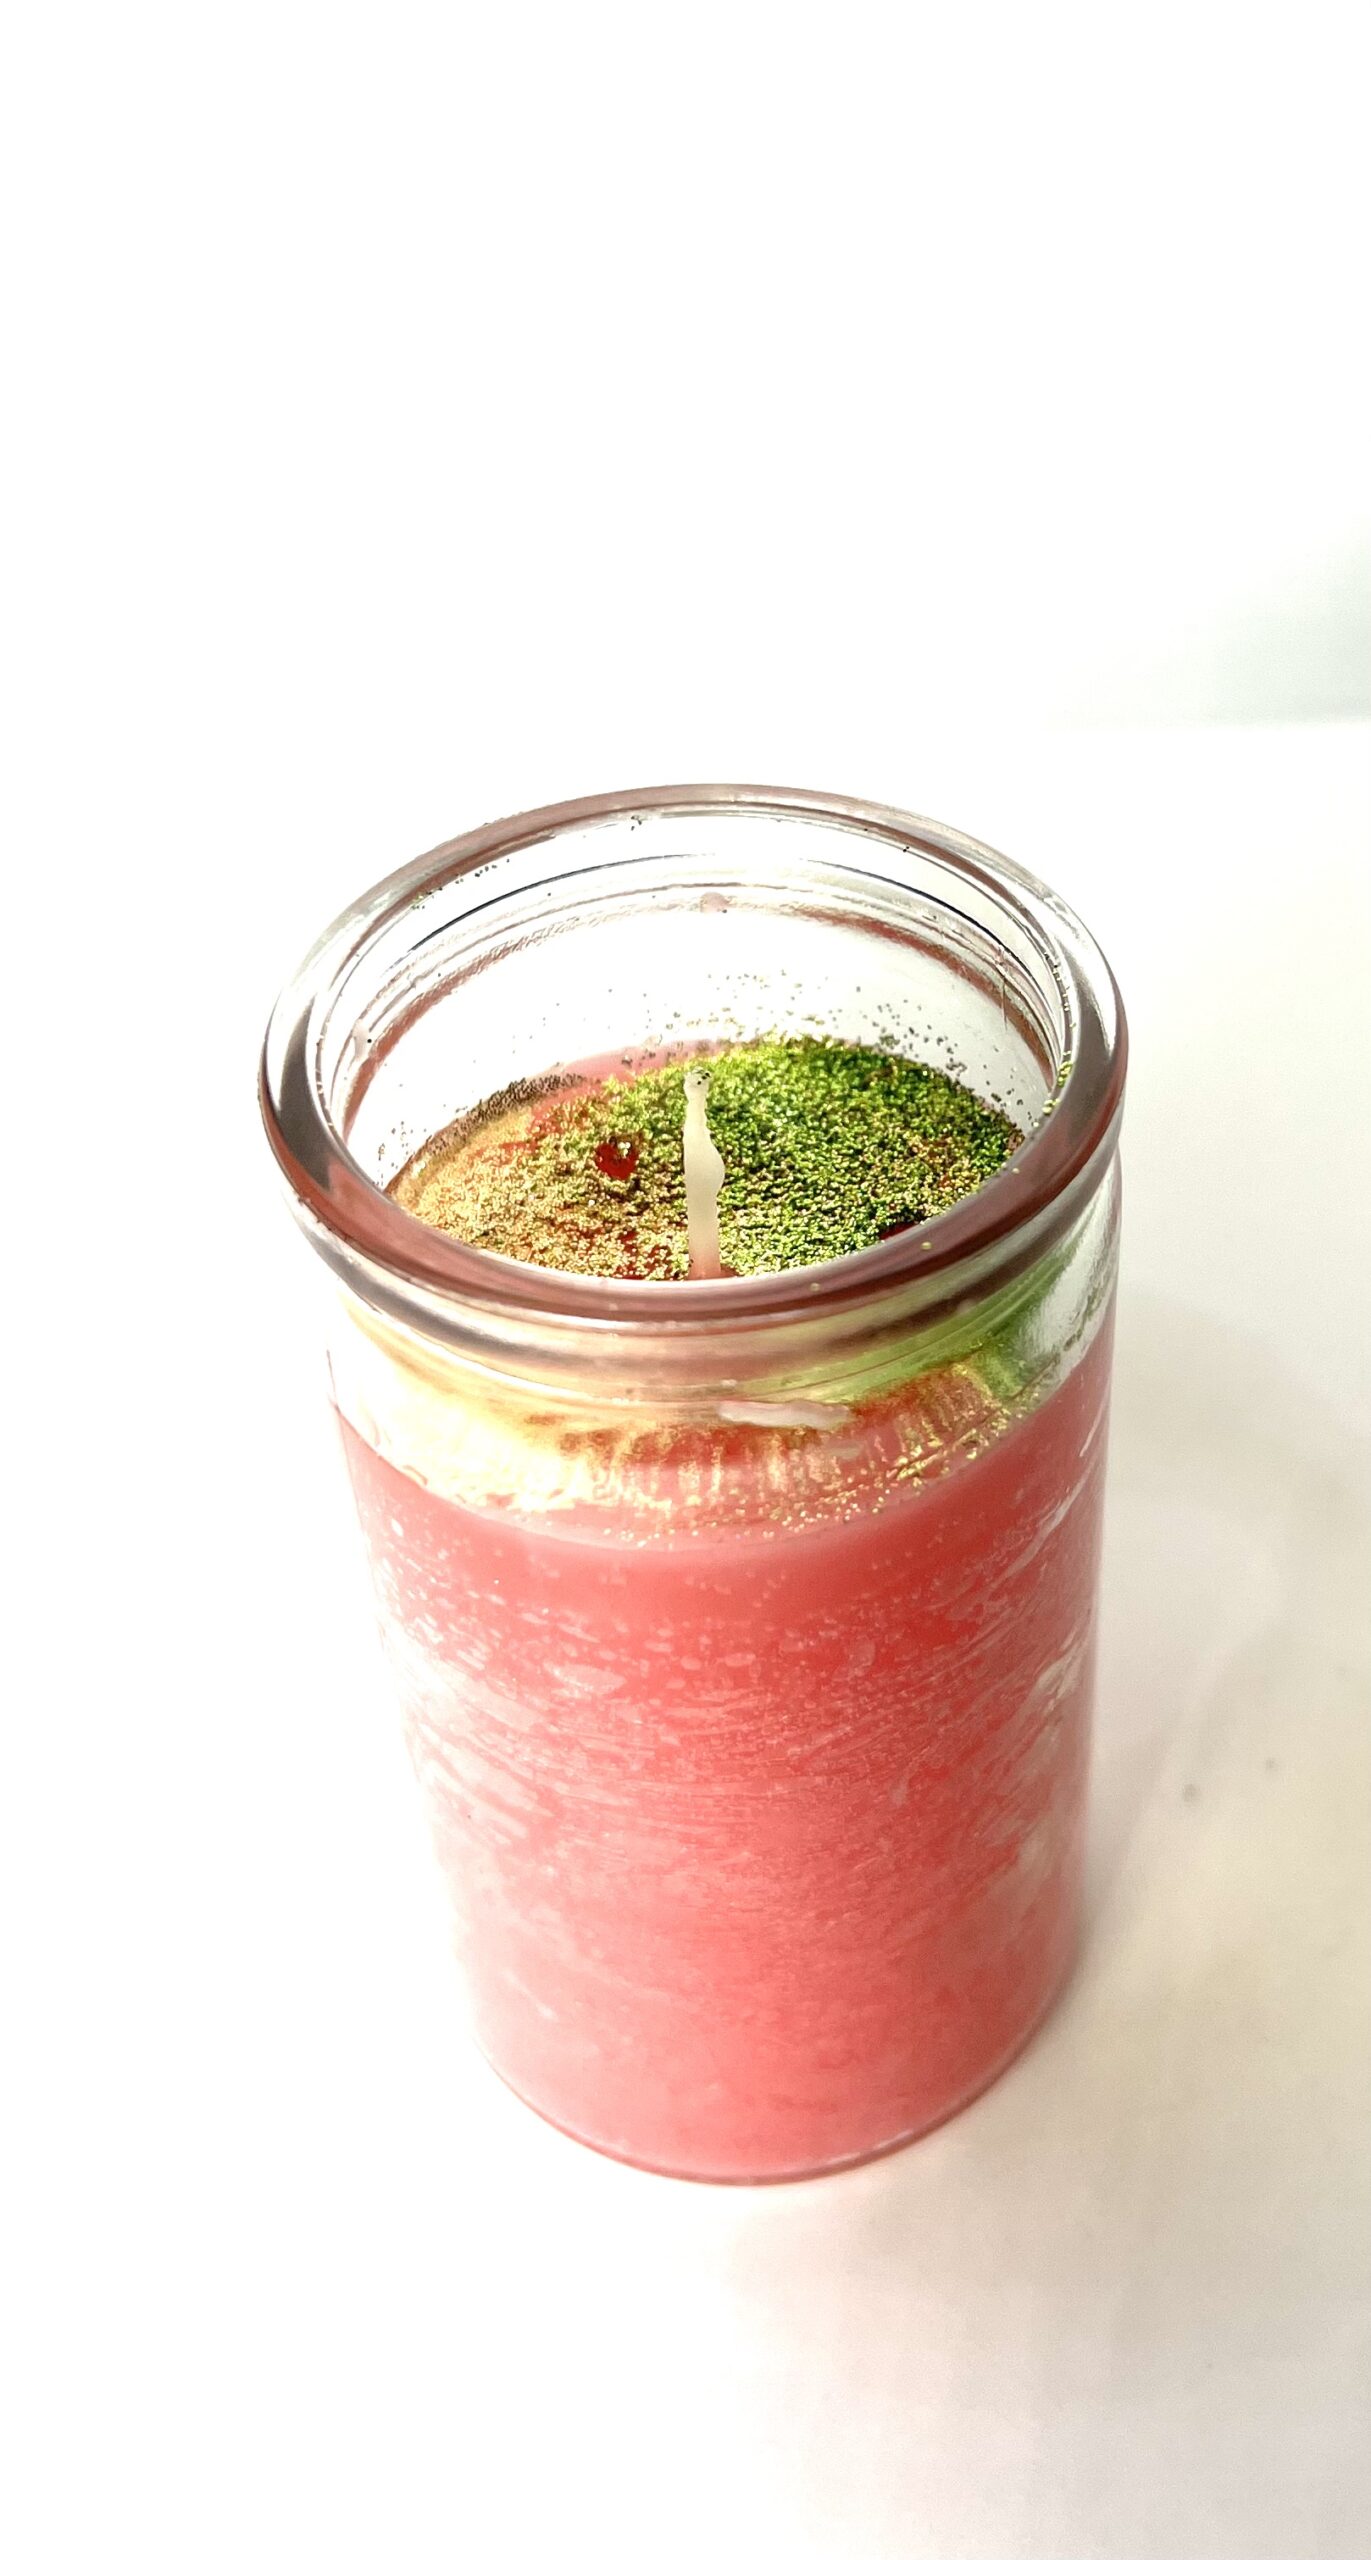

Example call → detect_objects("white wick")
683 1067 725 1279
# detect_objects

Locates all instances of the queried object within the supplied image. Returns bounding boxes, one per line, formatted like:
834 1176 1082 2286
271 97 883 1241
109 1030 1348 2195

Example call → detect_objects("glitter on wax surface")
389 1037 1026 1281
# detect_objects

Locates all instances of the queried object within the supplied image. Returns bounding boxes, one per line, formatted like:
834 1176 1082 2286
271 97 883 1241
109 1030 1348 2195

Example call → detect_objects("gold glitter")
389 1037 1025 1281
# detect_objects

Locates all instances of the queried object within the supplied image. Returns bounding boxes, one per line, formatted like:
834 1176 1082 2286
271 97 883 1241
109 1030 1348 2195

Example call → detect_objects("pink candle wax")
339 1308 1113 2180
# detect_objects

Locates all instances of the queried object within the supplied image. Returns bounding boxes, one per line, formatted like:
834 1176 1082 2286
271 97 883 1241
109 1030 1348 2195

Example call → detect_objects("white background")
4 6 1368 2557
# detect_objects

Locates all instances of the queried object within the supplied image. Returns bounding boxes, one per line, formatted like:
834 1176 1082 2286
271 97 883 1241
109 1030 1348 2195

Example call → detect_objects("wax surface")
387 1037 1023 1280
341 1315 1113 2181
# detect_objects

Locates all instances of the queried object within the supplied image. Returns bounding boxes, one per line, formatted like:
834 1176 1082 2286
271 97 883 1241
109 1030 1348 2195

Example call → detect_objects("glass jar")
261 785 1127 2182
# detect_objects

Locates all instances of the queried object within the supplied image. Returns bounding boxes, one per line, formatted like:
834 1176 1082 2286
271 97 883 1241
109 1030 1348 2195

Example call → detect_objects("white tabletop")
9 725 1369 2559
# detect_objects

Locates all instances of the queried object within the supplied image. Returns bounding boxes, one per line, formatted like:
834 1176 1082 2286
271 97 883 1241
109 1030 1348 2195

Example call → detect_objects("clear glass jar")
261 785 1127 2182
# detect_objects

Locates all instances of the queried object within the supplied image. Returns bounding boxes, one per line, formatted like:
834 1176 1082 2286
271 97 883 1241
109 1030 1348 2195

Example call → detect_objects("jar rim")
259 783 1127 1346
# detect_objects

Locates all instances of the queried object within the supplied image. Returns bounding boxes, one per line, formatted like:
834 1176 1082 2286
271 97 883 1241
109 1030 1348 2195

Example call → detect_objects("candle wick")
683 1067 725 1280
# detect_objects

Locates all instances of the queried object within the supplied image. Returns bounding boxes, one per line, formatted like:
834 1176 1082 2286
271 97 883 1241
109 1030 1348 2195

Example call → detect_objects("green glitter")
390 1037 1025 1281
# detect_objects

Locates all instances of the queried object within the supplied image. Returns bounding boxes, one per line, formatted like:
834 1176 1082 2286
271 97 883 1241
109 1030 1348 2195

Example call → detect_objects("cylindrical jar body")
262 788 1127 2180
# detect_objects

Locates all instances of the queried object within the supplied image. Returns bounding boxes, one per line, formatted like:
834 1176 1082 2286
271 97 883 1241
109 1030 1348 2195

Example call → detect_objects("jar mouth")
260 784 1127 1346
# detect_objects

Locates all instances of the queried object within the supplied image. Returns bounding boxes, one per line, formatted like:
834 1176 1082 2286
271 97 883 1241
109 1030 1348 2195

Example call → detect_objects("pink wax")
340 1310 1113 2182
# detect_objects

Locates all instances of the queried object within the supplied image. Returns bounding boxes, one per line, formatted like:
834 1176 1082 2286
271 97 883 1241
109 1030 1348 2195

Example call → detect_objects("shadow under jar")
261 785 1127 2182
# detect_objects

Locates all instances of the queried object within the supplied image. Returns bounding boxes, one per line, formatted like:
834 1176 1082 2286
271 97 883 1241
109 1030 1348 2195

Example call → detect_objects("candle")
261 787 1126 2181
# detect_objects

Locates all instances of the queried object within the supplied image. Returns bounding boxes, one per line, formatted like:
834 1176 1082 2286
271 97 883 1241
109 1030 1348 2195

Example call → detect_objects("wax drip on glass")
682 1067 726 1279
